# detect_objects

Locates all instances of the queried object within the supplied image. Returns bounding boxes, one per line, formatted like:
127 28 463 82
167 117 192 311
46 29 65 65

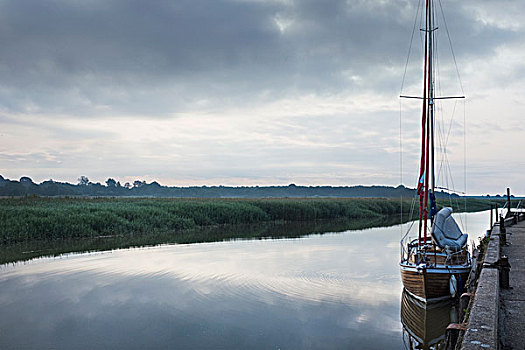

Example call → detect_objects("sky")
0 0 523 195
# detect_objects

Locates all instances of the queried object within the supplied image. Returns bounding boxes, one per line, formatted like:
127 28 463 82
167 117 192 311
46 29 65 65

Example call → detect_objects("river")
0 211 490 349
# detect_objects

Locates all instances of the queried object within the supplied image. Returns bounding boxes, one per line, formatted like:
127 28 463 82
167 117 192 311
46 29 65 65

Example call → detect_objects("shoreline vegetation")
2 197 408 245
0 216 400 265
0 196 503 265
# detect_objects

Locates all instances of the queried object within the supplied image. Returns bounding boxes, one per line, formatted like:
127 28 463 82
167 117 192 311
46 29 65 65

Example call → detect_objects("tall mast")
429 0 435 197
420 0 433 244
417 0 429 246
423 0 436 236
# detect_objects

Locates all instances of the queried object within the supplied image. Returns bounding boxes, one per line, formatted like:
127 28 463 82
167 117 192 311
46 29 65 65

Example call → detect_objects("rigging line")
435 103 458 188
433 2 445 191
435 186 465 194
436 114 445 184
438 0 465 95
404 200 418 241
463 98 467 232
403 175 420 239
440 130 451 188
434 33 443 189
402 191 419 240
434 31 458 155
443 99 458 149
435 103 449 187
440 144 460 228
434 26 440 100
434 26 468 234
434 23 443 184
436 130 452 201
441 145 453 192
442 149 463 227
433 3 466 204
400 0 423 94
434 0 468 231
399 99 403 240
432 0 439 78
418 0 425 48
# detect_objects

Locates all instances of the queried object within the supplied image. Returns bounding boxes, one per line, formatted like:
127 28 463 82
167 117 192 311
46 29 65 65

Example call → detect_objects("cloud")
0 0 517 116
0 0 523 193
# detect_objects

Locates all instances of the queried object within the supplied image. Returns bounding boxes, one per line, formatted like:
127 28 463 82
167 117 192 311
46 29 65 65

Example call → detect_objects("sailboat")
399 0 471 302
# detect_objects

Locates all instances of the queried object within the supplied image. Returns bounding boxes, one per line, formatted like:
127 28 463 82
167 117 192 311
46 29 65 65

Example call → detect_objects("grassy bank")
0 196 501 246
0 216 407 265
0 197 403 244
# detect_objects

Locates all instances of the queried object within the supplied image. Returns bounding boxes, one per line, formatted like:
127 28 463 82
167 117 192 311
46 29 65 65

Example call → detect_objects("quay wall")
460 214 522 350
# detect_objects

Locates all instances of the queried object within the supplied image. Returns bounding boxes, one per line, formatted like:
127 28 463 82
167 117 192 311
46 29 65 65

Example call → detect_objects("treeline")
0 174 448 198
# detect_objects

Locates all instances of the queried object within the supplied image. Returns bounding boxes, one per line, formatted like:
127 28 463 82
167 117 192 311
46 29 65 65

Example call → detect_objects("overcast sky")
0 0 524 194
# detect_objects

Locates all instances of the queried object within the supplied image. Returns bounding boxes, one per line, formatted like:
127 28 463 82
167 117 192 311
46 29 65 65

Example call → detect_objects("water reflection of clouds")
0 212 489 349
3 225 402 306
1 268 403 349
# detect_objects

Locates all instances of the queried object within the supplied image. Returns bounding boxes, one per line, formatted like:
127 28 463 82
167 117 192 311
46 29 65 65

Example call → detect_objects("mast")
419 0 433 245
429 0 435 197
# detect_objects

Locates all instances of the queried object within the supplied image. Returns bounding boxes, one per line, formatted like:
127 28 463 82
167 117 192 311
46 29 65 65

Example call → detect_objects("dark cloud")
0 0 518 116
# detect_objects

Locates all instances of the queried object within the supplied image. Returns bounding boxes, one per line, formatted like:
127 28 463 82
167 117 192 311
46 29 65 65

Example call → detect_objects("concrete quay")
500 218 525 350
460 224 502 350
460 214 524 350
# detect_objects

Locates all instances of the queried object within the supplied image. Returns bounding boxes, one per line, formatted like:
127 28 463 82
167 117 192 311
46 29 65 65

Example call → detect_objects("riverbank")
0 197 404 244
0 197 499 246
0 216 402 265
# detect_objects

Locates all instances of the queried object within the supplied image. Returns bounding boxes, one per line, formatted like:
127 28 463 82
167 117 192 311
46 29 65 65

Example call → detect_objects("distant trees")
105 178 117 188
19 176 34 185
0 174 435 199
133 180 146 188
78 176 89 186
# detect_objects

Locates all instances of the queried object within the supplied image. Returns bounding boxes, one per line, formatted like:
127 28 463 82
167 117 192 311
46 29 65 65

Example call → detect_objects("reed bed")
0 196 498 245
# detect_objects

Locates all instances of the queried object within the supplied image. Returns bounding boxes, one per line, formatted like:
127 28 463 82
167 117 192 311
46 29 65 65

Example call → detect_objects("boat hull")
400 264 470 302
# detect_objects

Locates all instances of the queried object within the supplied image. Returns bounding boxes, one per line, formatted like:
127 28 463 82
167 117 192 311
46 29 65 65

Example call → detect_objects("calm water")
0 211 490 349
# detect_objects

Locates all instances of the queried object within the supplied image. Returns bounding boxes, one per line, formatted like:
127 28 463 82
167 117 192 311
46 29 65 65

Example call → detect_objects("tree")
78 176 89 186
133 180 146 188
19 176 34 184
106 178 117 188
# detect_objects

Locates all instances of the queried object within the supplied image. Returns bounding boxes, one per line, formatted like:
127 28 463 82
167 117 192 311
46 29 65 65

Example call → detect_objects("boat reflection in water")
400 290 459 350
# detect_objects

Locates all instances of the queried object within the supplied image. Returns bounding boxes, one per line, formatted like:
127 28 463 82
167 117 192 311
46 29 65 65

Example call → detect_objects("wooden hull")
400 264 469 302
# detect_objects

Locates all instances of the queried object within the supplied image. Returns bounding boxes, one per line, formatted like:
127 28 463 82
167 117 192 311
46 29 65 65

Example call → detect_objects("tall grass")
0 196 499 245
0 216 405 265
